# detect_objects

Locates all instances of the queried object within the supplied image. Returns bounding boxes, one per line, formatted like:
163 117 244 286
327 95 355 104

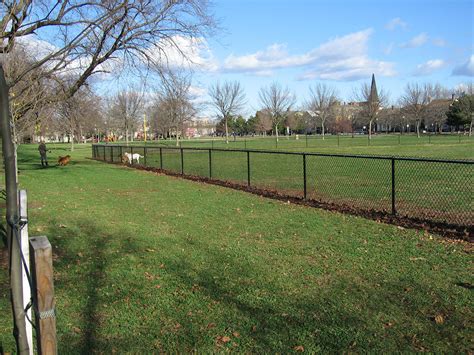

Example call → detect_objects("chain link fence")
92 144 473 227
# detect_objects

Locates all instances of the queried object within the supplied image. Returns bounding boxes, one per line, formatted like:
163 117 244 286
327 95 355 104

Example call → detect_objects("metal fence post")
303 154 307 199
208 149 212 178
181 148 184 175
119 146 123 163
247 150 251 186
111 146 114 162
159 147 163 169
337 133 340 147
130 146 134 165
391 158 396 215
103 145 106 161
144 147 147 166
306 133 308 148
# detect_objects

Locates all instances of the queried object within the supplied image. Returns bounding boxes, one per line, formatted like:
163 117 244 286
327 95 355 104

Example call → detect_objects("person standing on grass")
38 140 48 167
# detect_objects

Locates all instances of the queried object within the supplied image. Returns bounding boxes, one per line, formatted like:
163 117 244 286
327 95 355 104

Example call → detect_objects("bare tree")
0 1 215 101
399 83 434 138
258 82 296 141
0 3 216 350
53 88 103 150
353 77 389 140
109 89 143 145
208 81 246 144
306 83 338 139
155 70 197 146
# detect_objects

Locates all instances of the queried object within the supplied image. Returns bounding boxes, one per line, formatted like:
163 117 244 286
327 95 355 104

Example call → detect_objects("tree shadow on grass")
43 217 142 354
38 216 471 353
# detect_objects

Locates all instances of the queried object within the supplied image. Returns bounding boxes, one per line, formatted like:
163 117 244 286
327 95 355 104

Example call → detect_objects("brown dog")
58 155 71 166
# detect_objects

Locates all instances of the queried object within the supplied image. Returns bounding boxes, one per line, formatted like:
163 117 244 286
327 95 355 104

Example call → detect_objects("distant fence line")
92 144 474 228
111 133 473 150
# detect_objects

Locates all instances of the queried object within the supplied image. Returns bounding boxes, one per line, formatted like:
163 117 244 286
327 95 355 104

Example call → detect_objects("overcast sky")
96 0 473 116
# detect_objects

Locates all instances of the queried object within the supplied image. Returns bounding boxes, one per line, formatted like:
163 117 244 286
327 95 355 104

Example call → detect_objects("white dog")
123 152 144 164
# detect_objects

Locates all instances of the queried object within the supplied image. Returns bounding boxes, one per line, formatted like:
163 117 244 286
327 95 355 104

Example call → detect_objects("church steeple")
369 73 379 103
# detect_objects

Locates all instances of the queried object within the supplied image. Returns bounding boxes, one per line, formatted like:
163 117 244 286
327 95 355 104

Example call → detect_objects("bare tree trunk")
176 125 179 147
369 120 373 140
416 120 420 138
470 115 473 137
125 127 129 146
275 124 279 142
0 65 30 354
225 117 229 144
322 120 325 140
70 130 75 152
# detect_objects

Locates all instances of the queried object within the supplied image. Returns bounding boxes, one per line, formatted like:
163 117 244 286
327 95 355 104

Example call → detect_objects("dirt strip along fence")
92 144 473 235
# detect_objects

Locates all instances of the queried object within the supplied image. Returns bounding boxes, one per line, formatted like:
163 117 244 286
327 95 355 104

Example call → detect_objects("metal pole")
180 148 184 175
103 145 106 161
160 147 163 169
144 147 147 166
247 151 251 186
130 146 134 165
110 146 113 162
303 154 307 199
306 133 308 148
120 146 123 162
209 149 212 178
391 158 396 215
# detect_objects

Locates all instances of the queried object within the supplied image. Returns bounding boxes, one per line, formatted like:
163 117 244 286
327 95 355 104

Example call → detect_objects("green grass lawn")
0 143 472 353
129 134 474 160
97 141 474 226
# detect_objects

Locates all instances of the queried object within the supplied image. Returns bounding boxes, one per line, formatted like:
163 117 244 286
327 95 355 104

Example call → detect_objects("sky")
95 0 474 116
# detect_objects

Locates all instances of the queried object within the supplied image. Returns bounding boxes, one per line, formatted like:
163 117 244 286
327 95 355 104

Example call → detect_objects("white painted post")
19 190 33 355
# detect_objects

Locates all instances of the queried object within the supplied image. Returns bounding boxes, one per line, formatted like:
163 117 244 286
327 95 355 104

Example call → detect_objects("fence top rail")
92 144 474 165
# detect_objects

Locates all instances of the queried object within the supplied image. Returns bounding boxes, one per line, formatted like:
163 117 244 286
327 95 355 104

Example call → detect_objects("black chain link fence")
92 144 473 228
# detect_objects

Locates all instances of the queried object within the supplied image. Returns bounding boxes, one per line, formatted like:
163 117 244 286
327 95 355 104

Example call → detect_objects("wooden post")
19 190 34 355
30 236 57 355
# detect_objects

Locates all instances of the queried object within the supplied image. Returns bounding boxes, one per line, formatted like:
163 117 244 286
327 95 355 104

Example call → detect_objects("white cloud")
414 59 445 76
189 85 207 98
222 28 396 81
400 33 429 48
432 38 447 47
383 42 394 55
452 55 474 76
385 17 407 31
15 35 123 79
148 35 218 72
299 56 396 81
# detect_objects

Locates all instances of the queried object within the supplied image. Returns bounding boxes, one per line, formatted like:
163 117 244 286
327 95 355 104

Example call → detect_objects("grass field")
0 143 472 353
97 139 474 226
128 134 474 160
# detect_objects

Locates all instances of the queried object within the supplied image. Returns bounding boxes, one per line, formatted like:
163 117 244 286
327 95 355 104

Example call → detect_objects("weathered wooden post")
30 236 57 355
